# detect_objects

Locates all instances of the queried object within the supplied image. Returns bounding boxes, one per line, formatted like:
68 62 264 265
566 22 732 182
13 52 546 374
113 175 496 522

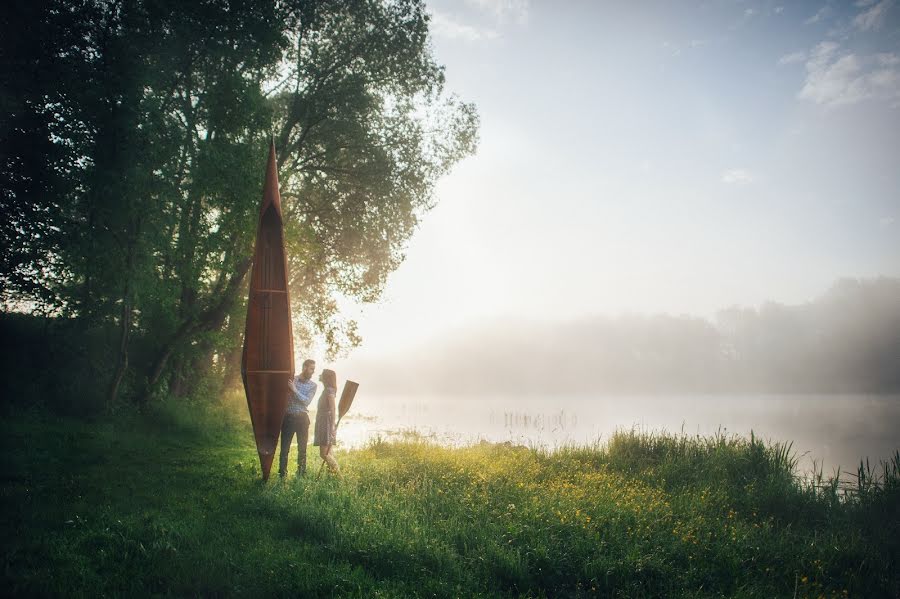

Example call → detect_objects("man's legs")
279 414 298 477
296 412 310 475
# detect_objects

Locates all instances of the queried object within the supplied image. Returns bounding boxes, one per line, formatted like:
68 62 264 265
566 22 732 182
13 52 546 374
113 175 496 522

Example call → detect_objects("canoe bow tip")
261 140 283 215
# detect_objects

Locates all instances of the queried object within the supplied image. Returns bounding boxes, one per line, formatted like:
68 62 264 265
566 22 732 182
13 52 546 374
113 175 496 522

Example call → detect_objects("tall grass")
2 402 897 597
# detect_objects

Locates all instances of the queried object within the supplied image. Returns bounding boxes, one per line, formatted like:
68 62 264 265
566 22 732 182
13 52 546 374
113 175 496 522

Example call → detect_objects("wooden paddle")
317 380 359 479
336 380 359 425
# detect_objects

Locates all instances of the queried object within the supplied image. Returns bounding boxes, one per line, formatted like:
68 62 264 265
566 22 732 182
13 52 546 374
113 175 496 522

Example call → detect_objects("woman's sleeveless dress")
312 386 337 446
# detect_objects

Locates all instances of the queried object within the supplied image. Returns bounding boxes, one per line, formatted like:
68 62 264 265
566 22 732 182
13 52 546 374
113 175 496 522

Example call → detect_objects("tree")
0 0 91 311
1 0 478 406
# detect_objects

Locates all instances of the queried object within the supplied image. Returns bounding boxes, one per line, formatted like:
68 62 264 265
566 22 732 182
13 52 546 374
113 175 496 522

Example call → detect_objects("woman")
313 368 341 478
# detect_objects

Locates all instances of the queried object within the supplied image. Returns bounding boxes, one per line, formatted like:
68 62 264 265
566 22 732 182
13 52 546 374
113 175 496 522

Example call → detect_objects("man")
279 359 317 477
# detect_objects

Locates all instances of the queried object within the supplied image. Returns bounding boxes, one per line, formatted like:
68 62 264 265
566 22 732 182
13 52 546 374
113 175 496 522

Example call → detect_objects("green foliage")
0 312 228 414
1 0 478 404
2 407 897 597
0 313 112 414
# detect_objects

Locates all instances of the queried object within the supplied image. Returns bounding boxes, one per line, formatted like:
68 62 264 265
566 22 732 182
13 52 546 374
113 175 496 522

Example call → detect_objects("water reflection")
493 410 578 433
332 394 900 475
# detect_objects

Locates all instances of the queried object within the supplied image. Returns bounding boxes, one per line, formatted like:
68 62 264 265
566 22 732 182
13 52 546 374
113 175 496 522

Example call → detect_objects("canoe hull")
241 143 294 481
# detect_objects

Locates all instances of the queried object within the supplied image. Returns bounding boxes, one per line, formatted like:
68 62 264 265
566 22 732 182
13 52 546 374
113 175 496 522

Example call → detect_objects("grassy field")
2 399 898 598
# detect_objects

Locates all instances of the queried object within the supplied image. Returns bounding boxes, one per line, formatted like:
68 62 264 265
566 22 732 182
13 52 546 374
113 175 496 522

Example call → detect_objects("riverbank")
2 402 897 597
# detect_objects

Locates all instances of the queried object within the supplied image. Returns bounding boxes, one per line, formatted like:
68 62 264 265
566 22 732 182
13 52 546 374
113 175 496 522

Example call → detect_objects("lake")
334 393 900 476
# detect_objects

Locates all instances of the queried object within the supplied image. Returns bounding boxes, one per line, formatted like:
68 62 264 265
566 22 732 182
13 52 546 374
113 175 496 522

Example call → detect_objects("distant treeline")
365 277 900 395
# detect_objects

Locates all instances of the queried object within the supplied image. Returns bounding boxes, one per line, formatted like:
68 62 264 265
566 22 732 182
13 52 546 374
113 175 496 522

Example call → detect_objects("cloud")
779 51 807 65
661 39 708 57
464 0 530 24
880 216 896 227
430 11 499 42
798 42 900 107
853 0 893 30
775 6 785 14
721 169 754 185
662 41 682 57
805 5 831 24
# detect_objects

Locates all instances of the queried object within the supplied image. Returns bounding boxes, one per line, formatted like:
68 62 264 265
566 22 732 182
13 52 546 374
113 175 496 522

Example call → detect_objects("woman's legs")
319 445 342 478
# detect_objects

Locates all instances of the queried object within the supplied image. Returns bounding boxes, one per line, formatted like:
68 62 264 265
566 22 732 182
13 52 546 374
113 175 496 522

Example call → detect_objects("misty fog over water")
335 394 900 477
346 279 900 397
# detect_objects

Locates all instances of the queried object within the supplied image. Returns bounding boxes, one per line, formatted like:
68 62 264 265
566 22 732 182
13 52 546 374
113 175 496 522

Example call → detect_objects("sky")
333 0 900 375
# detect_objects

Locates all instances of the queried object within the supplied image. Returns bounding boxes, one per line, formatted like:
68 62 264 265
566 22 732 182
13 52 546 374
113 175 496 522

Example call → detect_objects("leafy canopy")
0 0 477 401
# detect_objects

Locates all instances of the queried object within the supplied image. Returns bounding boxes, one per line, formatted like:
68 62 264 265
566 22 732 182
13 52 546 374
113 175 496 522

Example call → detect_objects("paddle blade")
338 380 359 420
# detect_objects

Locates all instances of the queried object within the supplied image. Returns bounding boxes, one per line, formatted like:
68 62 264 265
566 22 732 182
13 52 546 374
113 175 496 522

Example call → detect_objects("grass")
2 398 898 598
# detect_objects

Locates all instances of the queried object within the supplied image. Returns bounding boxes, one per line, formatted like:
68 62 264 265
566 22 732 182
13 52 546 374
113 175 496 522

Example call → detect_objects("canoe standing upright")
241 142 294 481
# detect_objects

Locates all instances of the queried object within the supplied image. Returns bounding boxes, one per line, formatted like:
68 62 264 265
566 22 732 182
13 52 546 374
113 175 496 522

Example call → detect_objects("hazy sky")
335 0 900 370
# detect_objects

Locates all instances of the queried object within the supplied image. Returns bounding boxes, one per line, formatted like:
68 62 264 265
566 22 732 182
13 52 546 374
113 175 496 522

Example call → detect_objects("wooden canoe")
241 141 294 481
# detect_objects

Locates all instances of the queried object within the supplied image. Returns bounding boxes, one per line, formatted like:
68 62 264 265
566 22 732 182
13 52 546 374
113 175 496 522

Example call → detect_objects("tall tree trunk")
106 284 132 407
106 231 137 408
222 305 246 390
169 355 189 398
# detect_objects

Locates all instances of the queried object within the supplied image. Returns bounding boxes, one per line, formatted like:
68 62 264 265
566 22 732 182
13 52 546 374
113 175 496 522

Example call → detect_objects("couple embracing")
279 359 341 478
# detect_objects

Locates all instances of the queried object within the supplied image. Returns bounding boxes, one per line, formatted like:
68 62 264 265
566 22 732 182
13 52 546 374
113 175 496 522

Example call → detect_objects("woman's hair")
321 368 337 389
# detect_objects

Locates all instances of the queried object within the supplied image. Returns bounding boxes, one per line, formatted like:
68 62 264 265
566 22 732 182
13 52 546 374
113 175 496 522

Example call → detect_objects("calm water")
334 394 900 475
